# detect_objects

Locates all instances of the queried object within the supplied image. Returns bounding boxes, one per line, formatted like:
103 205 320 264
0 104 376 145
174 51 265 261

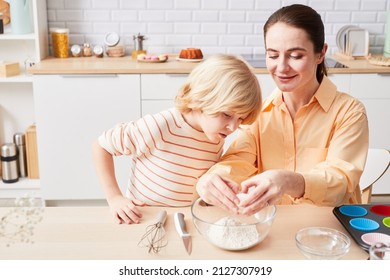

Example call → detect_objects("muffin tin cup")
333 204 390 251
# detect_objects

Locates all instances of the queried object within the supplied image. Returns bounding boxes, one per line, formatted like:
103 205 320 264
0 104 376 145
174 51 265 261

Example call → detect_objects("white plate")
336 25 359 52
137 58 167 63
176 57 203 63
346 28 369 56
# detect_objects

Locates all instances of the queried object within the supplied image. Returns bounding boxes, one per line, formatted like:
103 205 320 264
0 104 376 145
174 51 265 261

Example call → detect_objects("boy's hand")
196 173 240 214
108 195 146 224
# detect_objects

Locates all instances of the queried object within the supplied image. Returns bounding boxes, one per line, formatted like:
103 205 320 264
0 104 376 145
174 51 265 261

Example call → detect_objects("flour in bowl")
206 216 260 250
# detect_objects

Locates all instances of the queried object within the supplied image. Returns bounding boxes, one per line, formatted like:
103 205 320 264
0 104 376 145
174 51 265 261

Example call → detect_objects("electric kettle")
9 0 32 34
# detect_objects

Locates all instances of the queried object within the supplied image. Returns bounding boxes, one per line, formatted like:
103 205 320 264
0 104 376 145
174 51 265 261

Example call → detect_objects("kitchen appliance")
241 54 348 69
174 212 192 255
384 10 390 57
9 0 32 34
1 143 19 183
132 33 147 59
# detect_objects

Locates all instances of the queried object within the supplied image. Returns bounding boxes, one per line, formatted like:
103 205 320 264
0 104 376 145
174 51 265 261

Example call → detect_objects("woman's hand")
107 195 146 224
239 169 305 215
196 173 241 214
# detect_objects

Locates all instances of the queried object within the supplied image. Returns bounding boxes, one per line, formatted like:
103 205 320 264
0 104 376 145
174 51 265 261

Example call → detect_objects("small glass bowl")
191 198 276 251
295 227 351 260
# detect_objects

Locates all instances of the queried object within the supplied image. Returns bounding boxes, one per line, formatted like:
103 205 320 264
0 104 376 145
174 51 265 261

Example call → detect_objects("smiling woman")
196 4 369 214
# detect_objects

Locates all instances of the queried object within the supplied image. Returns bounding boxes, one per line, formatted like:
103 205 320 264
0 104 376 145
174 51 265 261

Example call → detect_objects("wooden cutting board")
0 0 10 25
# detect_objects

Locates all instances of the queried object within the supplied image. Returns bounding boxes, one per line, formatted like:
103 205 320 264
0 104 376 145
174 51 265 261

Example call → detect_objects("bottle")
1 143 19 183
0 12 4 34
14 133 27 178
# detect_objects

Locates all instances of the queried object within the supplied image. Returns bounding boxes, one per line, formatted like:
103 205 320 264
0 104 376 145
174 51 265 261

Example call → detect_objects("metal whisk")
138 210 167 253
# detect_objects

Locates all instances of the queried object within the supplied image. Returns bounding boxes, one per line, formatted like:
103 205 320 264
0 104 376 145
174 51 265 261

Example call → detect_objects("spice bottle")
14 133 27 178
1 143 19 183
83 43 93 57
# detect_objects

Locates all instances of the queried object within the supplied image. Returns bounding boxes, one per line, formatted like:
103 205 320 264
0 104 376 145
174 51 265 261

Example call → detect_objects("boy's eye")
223 113 232 118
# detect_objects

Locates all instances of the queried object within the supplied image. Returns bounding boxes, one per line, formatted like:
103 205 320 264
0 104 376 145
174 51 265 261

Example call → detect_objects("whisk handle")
155 210 167 225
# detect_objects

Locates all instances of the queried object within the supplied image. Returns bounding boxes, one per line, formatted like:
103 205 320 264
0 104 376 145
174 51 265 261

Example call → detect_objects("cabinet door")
141 74 187 116
33 74 141 200
350 73 390 194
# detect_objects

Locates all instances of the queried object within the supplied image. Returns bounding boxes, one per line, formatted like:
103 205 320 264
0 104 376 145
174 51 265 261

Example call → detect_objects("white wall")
46 0 390 56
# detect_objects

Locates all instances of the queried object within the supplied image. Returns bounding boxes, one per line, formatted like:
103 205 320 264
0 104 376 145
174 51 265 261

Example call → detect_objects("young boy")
92 54 262 224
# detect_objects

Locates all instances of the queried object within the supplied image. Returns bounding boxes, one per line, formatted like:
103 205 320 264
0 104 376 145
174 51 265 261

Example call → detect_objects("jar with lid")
83 43 93 57
51 28 69 58
71 44 82 57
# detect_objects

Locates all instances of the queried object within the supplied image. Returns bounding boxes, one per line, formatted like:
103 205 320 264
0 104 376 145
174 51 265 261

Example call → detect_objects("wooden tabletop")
28 55 390 75
0 204 368 260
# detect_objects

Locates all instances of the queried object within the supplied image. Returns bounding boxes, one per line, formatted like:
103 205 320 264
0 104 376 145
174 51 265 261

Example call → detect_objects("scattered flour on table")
206 216 259 250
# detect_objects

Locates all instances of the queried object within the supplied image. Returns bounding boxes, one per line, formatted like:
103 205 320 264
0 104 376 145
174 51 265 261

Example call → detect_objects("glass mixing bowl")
191 198 276 251
295 227 351 259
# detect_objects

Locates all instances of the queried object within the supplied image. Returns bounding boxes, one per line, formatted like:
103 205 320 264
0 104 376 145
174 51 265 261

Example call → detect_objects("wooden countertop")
29 54 390 75
0 204 368 260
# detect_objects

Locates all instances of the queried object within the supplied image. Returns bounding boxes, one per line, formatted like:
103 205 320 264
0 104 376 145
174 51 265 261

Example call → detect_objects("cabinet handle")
60 74 119 78
166 74 188 77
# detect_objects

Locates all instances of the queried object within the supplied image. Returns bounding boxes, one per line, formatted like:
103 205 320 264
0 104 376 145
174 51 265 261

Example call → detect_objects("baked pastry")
368 55 390 67
179 48 203 59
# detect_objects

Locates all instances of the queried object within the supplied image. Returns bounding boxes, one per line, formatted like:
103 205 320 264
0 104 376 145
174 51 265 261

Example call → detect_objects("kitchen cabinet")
349 73 390 194
141 74 187 115
0 0 48 198
33 74 141 200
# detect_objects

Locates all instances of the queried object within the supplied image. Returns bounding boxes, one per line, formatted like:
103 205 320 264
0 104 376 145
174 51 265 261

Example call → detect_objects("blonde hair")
175 54 262 124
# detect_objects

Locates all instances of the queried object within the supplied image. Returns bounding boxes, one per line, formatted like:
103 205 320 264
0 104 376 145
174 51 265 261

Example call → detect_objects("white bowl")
295 227 351 260
191 198 276 251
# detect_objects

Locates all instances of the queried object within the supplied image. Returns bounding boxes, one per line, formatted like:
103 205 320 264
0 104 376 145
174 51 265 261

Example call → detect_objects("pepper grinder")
14 132 27 178
1 143 19 183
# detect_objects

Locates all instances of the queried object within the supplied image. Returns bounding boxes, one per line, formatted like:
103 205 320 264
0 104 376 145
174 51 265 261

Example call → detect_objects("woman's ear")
318 43 328 64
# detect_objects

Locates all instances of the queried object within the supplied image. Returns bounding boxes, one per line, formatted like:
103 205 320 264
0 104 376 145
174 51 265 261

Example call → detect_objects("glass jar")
51 28 69 58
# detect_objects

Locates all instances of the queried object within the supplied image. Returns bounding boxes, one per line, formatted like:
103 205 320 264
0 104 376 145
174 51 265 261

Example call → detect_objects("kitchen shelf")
0 178 41 199
0 26 35 40
0 72 33 83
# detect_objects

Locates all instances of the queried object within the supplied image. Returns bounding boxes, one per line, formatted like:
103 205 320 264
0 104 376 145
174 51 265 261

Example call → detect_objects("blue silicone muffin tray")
333 204 390 251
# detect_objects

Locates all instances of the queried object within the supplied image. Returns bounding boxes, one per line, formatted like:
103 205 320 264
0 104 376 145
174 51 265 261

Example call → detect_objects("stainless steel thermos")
1 143 19 183
14 132 27 178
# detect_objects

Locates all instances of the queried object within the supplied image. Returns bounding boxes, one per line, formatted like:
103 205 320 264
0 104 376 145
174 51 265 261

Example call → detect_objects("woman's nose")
277 58 290 71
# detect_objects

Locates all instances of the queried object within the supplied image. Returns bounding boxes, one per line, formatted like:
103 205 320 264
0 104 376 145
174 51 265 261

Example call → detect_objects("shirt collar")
261 76 337 113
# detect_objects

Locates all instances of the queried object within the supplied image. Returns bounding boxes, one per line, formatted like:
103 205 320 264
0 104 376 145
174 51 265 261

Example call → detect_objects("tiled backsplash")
47 0 390 56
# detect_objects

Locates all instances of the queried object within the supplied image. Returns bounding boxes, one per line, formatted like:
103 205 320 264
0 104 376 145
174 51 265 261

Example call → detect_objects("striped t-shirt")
98 108 224 206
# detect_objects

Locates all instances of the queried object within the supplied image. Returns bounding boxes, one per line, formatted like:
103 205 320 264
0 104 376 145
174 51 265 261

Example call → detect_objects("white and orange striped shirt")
98 108 224 206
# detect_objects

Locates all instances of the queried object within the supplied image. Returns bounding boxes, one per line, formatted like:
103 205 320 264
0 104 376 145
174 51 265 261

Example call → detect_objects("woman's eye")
290 55 303 60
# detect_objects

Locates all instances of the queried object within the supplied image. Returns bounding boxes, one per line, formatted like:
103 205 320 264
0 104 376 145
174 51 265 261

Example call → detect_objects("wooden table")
0 205 368 260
